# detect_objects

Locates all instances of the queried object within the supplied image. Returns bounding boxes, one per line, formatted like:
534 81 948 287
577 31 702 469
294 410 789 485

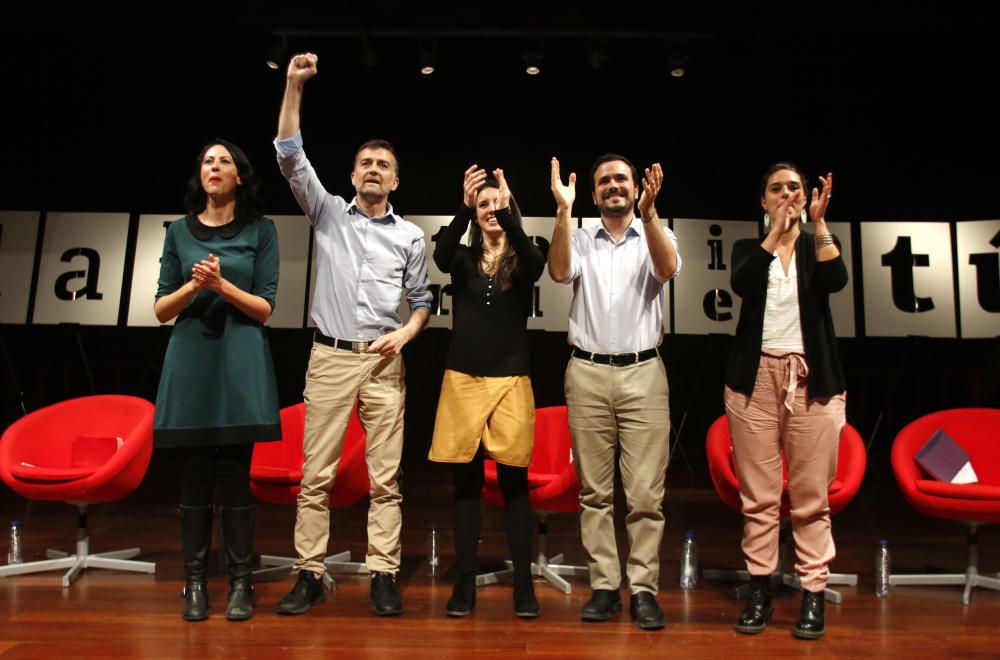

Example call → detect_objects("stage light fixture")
266 35 288 71
522 38 543 75
668 50 688 78
588 38 609 71
419 37 437 75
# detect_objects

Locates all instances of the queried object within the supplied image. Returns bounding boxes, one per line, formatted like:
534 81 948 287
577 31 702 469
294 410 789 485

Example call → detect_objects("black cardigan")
725 231 848 399
433 204 546 377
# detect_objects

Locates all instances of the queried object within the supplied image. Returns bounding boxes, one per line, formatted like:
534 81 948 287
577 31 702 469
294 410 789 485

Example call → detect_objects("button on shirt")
562 216 681 354
275 132 432 340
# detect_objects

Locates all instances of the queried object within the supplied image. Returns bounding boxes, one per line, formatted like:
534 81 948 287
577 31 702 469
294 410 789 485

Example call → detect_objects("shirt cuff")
409 301 433 312
274 131 304 157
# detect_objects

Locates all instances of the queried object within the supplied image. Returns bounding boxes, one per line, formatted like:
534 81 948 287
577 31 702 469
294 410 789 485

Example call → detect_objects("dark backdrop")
1 4 997 489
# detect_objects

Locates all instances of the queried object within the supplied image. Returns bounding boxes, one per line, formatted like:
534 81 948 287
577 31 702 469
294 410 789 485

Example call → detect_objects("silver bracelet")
815 233 835 248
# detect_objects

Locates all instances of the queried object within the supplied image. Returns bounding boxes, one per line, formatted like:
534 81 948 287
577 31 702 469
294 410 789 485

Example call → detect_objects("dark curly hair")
184 139 264 223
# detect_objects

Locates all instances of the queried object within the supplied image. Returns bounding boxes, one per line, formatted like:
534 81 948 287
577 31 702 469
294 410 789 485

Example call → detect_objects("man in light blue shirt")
273 52 432 618
549 154 681 630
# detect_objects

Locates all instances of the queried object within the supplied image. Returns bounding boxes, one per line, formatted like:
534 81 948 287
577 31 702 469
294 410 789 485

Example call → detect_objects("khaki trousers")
565 355 670 594
293 341 405 576
724 352 846 592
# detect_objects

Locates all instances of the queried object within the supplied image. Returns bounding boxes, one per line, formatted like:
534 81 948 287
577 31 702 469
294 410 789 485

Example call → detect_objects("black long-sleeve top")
433 204 546 376
725 231 849 399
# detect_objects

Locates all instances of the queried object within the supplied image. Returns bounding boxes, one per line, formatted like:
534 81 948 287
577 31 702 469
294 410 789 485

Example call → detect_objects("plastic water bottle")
875 539 890 597
427 523 440 577
679 530 698 589
7 521 22 565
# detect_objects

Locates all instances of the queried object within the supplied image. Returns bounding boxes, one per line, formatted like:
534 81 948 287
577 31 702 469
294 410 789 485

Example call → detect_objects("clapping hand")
191 254 223 292
463 164 487 208
637 163 664 222
550 157 576 211
809 172 833 225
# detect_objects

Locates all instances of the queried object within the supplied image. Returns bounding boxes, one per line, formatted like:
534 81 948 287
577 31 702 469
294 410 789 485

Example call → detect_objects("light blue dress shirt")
275 132 432 341
562 216 681 354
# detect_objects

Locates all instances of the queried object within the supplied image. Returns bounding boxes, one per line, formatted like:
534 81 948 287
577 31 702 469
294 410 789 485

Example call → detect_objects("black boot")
793 589 826 640
446 572 477 617
221 506 255 621
513 572 539 618
735 575 772 634
180 505 213 621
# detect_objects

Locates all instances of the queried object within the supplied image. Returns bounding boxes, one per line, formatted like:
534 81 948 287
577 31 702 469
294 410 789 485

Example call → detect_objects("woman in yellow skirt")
429 165 546 618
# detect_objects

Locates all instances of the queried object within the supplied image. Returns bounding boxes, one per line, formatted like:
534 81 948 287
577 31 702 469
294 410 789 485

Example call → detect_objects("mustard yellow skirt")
428 370 535 467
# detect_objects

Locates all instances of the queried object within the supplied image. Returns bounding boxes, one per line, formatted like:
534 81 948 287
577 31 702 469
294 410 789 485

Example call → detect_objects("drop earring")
763 212 770 229
801 208 808 224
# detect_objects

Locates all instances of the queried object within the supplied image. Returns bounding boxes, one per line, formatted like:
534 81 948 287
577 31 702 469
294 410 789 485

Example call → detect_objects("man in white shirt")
549 154 681 630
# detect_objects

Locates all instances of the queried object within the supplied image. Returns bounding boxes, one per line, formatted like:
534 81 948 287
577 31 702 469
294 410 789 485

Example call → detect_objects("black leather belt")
572 347 660 366
315 332 374 353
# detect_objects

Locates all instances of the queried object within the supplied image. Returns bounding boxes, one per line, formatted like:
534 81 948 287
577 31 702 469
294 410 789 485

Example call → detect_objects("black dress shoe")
446 572 476 617
735 575 773 635
630 591 666 630
370 571 404 616
581 589 622 621
793 590 826 640
513 573 539 618
277 571 326 615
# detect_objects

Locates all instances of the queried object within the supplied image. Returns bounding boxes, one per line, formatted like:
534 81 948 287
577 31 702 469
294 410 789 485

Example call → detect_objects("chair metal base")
701 520 856 604
254 550 368 591
888 522 1000 605
0 535 155 588
475 513 588 594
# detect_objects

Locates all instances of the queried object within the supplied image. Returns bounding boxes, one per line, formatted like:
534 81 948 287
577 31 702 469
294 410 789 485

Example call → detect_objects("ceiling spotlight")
266 35 288 71
587 38 609 71
522 38 543 76
419 37 437 75
668 51 689 78
362 36 378 68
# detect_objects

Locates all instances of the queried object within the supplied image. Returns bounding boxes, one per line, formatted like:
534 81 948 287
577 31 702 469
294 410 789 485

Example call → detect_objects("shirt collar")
347 197 397 223
593 215 641 242
185 214 246 240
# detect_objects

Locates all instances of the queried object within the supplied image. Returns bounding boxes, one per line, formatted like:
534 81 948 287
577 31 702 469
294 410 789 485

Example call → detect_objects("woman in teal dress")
154 139 281 622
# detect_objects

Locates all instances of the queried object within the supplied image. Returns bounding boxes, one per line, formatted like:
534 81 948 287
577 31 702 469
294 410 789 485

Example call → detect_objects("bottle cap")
10 521 19 527
685 530 694 539
430 522 437 530
879 539 888 547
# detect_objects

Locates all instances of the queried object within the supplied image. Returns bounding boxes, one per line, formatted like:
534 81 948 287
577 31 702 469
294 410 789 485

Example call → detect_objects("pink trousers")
724 352 846 592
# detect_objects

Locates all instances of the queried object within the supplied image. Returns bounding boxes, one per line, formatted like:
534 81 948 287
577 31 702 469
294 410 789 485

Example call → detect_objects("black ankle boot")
513 573 539 618
180 505 213 621
735 575 772 634
793 589 826 639
446 572 477 617
221 506 255 621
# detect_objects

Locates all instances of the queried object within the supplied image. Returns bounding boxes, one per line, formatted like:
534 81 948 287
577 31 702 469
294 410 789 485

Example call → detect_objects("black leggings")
180 443 254 508
453 445 533 576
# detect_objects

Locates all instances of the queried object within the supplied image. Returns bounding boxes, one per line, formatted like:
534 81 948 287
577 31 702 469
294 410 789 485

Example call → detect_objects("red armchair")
889 407 1000 604
250 403 370 588
704 415 866 603
0 395 156 587
479 405 588 594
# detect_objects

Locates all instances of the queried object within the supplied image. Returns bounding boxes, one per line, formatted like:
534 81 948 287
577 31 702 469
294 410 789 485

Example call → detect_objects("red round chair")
479 405 588 594
889 407 1000 604
0 395 156 587
704 415 866 603
250 402 370 587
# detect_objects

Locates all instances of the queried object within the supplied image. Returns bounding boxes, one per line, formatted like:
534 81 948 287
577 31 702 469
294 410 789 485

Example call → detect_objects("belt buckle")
351 340 366 353
610 352 633 367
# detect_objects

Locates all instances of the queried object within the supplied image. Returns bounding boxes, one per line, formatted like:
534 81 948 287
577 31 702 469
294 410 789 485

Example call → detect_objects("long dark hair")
184 138 264 223
468 177 522 292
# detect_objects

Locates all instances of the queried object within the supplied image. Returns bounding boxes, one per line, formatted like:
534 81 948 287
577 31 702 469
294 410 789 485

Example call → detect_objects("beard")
599 195 634 218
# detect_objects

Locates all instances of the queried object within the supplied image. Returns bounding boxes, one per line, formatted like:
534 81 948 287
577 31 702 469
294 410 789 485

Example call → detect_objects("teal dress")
153 214 282 447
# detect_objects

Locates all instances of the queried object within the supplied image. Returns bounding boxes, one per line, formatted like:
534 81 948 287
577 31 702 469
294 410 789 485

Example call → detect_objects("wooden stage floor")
1 458 998 658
